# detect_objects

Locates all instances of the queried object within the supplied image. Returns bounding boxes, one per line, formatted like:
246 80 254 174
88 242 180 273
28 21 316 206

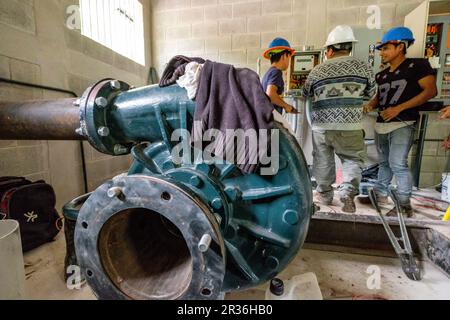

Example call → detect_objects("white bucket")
442 173 450 202
0 220 26 300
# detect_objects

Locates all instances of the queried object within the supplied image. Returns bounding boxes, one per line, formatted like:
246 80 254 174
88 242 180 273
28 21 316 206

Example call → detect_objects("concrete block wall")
151 0 423 76
409 114 450 188
0 0 152 209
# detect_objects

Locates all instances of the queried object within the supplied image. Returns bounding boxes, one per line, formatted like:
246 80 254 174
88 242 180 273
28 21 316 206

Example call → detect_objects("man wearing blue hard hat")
261 38 298 114
365 26 438 217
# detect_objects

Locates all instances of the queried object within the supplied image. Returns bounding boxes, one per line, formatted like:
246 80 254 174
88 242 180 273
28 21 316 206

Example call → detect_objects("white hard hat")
324 25 358 48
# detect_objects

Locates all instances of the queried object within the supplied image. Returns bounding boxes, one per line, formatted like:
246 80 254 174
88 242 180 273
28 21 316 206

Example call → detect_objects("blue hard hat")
376 27 415 50
263 37 295 59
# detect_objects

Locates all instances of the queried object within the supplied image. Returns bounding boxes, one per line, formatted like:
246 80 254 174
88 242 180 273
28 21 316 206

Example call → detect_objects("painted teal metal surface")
76 81 313 293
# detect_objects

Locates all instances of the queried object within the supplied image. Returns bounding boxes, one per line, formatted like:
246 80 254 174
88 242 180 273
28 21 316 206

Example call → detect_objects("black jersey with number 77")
375 58 436 123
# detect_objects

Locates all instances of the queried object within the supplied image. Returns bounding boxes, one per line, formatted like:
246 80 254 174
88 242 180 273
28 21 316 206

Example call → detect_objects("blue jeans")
375 125 416 205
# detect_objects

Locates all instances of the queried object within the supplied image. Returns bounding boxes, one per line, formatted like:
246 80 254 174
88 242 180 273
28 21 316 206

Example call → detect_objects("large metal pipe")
0 99 83 140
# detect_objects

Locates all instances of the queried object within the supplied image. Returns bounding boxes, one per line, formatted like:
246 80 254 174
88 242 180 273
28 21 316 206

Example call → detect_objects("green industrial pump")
0 79 313 300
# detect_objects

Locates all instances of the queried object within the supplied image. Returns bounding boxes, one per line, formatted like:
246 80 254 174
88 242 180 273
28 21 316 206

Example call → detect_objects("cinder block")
219 50 247 65
343 0 376 8
153 11 178 27
165 0 190 10
421 156 447 173
306 0 327 48
178 7 205 25
192 0 218 8
0 141 17 148
326 0 345 9
233 2 261 18
232 34 260 50
0 55 10 79
277 14 307 31
248 16 277 33
9 58 41 84
206 36 232 52
327 8 360 28
177 39 205 52
205 5 232 21
262 0 292 15
418 172 436 189
294 0 309 13
166 25 192 40
0 144 49 177
83 37 114 65
247 48 264 65
220 19 247 35
0 0 36 34
0 83 36 101
192 22 219 38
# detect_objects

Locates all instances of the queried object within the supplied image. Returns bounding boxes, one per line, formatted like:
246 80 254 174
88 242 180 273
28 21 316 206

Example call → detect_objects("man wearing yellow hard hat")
261 38 299 114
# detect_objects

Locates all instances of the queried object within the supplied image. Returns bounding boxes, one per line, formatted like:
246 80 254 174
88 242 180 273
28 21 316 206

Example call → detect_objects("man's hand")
442 136 450 151
363 104 375 114
380 106 402 122
285 104 300 114
439 106 450 120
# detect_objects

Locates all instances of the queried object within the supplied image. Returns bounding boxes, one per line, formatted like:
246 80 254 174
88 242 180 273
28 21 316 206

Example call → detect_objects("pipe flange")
74 175 226 300
78 79 131 155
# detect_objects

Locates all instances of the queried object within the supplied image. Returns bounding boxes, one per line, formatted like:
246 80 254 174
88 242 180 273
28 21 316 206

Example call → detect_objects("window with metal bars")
79 0 145 66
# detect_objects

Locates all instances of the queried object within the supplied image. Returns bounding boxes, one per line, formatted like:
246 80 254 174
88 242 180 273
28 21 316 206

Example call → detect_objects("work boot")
386 204 414 218
318 191 334 206
340 195 356 213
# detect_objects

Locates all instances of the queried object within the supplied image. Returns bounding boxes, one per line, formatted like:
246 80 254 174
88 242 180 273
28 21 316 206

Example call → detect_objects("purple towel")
193 61 274 174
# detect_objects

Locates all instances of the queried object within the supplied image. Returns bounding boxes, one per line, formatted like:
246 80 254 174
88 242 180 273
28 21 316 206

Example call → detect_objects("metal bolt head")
95 97 108 108
198 234 212 253
211 198 223 210
110 80 121 90
97 126 110 137
73 98 81 107
114 144 129 155
107 187 123 199
190 176 202 188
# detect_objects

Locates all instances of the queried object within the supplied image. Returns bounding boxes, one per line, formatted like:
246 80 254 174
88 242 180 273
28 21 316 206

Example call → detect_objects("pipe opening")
98 208 193 300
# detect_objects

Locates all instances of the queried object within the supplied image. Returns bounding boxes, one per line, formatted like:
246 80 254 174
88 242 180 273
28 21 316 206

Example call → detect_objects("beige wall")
150 0 423 76
0 0 152 209
151 0 449 188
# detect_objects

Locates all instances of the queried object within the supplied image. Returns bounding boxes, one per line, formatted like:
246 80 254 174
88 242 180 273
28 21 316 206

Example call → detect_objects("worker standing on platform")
364 27 437 217
262 38 299 114
302 25 376 213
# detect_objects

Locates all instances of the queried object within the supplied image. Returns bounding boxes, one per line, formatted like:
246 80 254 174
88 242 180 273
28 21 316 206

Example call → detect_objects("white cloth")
176 61 203 100
374 121 415 134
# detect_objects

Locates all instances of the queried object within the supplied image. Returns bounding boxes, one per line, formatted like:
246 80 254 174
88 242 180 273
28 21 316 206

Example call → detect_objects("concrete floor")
23 232 450 300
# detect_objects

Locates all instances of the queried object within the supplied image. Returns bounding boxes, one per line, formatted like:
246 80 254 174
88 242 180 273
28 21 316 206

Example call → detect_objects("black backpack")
0 177 62 252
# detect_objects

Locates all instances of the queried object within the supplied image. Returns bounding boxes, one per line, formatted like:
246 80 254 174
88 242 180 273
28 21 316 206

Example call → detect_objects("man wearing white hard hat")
302 25 376 213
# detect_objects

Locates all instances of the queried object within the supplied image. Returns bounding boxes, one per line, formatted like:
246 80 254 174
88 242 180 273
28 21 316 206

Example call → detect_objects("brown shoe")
386 205 414 218
340 196 356 213
318 192 334 206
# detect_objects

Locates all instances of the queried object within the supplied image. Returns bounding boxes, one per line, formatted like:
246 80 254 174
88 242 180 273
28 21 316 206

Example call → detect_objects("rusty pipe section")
0 99 84 140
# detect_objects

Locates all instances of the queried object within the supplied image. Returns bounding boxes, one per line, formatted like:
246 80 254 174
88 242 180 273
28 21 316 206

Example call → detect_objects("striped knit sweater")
302 56 376 131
